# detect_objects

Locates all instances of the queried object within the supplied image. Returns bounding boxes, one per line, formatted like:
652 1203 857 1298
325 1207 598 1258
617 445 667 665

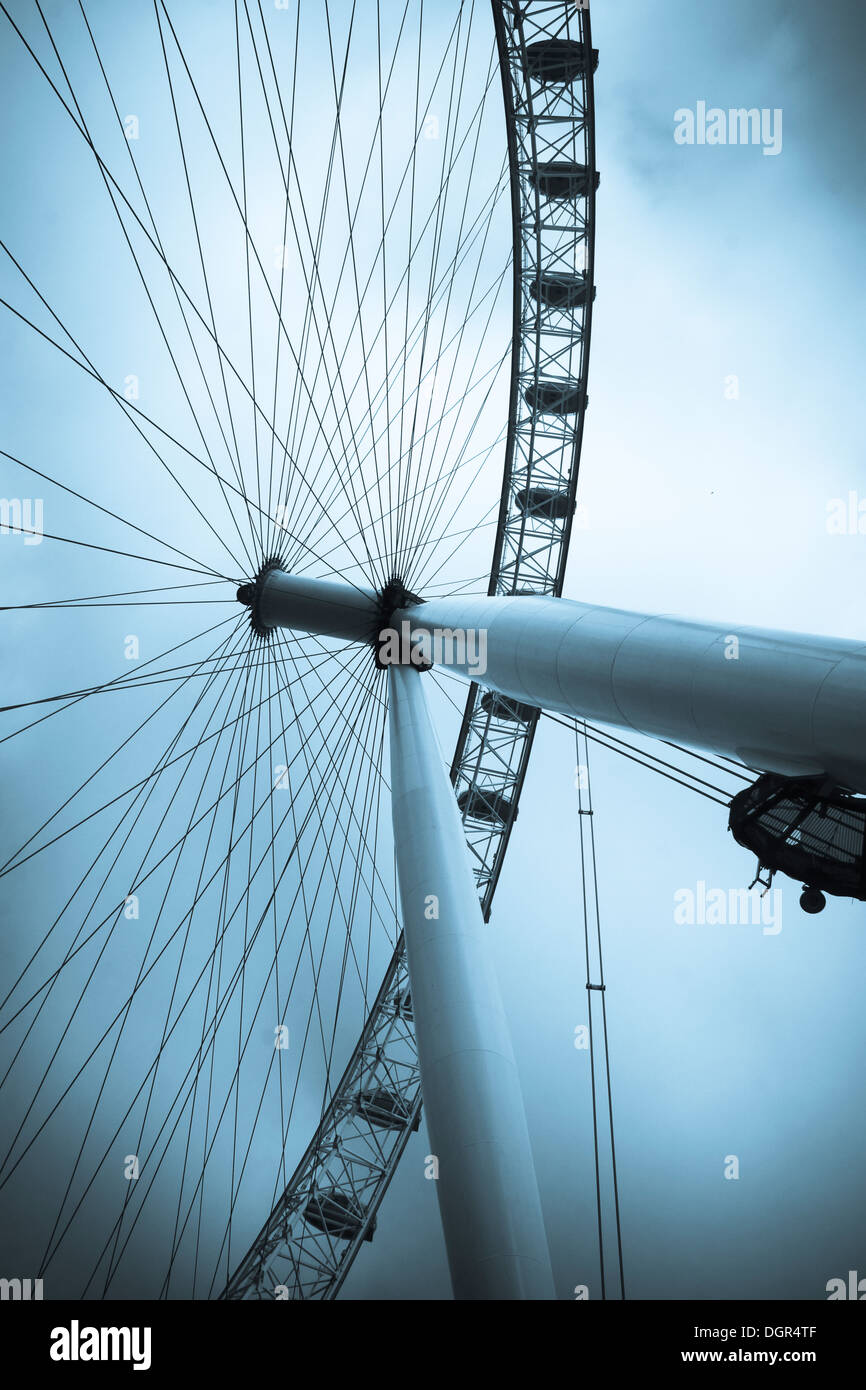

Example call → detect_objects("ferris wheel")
2 0 864 1305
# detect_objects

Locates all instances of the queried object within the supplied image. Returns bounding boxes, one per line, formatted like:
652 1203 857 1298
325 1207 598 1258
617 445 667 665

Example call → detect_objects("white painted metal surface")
398 594 866 793
257 570 866 792
258 570 378 643
388 664 556 1300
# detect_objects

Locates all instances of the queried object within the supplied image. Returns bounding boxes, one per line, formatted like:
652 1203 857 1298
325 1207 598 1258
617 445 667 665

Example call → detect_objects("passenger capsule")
529 271 596 310
514 486 575 520
523 378 584 414
480 690 539 723
303 1189 375 1242
728 773 866 906
355 1088 416 1132
530 161 599 200
525 39 599 84
457 786 516 825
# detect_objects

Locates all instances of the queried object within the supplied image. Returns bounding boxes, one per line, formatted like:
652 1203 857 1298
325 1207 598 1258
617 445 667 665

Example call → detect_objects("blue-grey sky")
1 0 864 1302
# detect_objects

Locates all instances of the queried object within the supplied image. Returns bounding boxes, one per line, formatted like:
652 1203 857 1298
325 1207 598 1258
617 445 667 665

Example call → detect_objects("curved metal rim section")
450 0 597 918
222 0 598 1300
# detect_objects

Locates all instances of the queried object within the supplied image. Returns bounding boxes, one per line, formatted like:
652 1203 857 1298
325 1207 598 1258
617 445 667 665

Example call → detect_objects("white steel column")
396 594 866 793
387 663 555 1301
253 570 866 791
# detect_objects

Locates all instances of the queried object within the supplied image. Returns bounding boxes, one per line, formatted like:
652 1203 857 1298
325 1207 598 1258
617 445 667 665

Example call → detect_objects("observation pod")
530 161 600 200
729 775 866 910
480 690 539 723
355 1088 420 1132
525 38 599 83
457 786 517 825
529 271 597 310
524 378 584 414
514 485 575 521
304 1189 376 1243
394 987 413 1019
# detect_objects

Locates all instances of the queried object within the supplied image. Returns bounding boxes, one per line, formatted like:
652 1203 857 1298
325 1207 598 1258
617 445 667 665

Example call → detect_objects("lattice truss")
452 0 597 917
223 952 419 1299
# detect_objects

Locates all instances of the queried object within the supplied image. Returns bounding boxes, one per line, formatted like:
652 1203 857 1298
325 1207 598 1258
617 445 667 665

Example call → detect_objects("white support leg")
388 663 556 1300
